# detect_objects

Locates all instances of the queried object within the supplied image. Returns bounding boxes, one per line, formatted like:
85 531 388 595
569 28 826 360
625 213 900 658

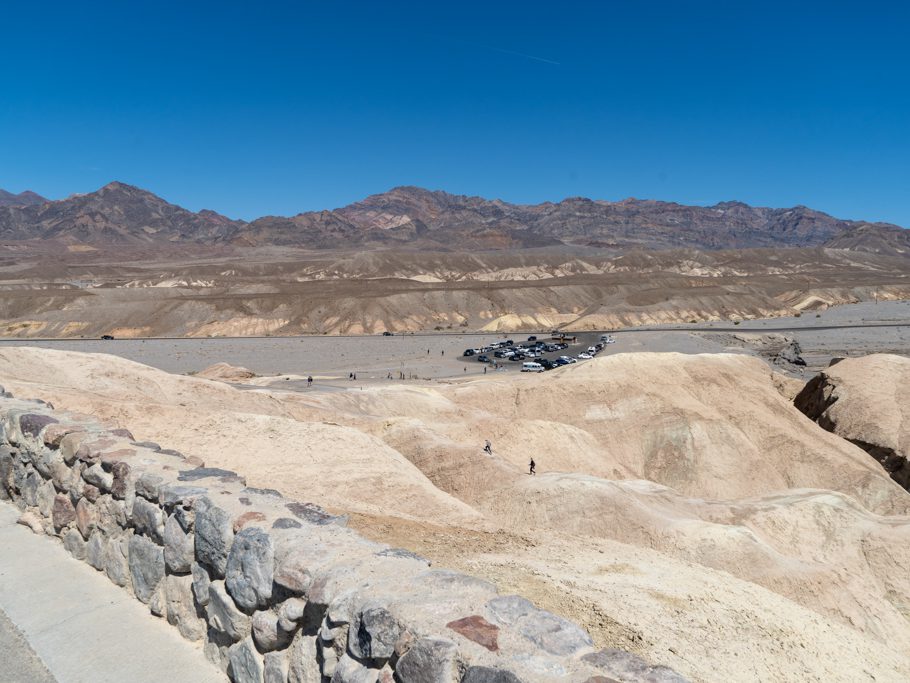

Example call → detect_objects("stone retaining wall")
0 391 685 683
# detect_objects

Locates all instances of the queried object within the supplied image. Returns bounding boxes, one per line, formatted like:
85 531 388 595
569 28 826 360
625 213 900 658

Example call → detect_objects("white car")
577 353 593 360
587 346 598 354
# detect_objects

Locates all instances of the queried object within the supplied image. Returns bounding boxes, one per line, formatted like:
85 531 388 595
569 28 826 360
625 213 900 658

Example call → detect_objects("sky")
2 1 909 224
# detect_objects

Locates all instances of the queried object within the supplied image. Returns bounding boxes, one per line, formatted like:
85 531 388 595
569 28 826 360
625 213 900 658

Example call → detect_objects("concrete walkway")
0 502 226 683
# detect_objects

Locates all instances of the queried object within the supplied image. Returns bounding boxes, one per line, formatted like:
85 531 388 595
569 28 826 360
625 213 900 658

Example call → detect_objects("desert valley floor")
1 301 908 682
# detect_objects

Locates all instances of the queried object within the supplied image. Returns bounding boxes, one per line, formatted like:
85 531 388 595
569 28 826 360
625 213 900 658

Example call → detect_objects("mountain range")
0 181 907 254
0 188 47 208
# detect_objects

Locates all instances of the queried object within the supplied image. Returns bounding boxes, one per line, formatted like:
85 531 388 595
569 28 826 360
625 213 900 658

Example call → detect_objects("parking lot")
462 331 617 372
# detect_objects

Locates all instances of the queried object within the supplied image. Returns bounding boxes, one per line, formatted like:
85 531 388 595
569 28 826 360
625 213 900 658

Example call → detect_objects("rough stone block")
111 460 132 499
165 513 195 574
331 654 378 683
22 471 39 507
86 530 105 570
252 609 293 652
132 495 165 543
104 532 133 589
192 561 212 606
446 615 499 653
51 493 76 531
165 574 207 641
63 527 87 559
136 472 165 502
128 533 165 604
195 497 234 578
18 413 58 439
37 479 56 519
75 497 98 539
207 581 252 641
228 636 265 683
226 527 274 611
286 631 319 683
17 510 44 534
394 637 458 683
263 650 289 683
277 597 307 632
83 463 114 491
349 606 399 661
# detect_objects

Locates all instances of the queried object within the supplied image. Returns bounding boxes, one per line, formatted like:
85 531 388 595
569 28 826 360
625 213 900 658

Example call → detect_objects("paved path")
0 502 226 683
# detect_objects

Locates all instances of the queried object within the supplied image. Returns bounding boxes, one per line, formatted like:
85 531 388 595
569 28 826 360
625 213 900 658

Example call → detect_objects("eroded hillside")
1 347 908 682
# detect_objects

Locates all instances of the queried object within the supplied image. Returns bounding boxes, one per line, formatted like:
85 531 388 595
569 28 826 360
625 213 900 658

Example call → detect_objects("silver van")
522 361 544 373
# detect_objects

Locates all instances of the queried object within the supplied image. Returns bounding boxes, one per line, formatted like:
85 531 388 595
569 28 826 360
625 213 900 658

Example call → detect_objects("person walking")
529 458 536 475
307 375 313 388
483 440 492 455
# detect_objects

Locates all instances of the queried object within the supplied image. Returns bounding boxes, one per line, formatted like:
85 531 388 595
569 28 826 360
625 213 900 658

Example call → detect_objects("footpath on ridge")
0 501 225 683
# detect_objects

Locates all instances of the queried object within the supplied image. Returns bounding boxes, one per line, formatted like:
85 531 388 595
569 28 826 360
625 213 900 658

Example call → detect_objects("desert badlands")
0 331 908 682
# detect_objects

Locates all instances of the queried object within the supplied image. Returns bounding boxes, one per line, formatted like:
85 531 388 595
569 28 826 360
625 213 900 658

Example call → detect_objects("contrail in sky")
487 46 561 65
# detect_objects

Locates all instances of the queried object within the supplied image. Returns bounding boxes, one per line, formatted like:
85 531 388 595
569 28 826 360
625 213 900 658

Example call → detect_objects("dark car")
538 358 556 370
477 354 490 363
493 350 507 358
554 357 571 366
382 331 393 336
509 353 526 361
527 335 537 342
503 339 514 346
463 348 475 356
101 334 115 340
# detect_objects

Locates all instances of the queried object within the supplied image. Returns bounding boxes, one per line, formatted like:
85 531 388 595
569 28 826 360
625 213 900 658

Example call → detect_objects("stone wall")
0 391 686 683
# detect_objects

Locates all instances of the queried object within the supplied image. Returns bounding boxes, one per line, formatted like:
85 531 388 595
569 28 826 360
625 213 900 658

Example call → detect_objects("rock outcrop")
795 354 910 490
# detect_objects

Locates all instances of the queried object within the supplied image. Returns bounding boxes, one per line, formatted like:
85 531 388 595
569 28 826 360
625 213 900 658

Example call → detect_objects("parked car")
101 334 115 340
522 361 544 372
477 354 490 363
527 335 537 342
554 358 571 366
558 356 577 364
494 350 507 358
382 331 394 336
578 353 593 360
463 349 476 357
509 353 526 361
538 358 556 370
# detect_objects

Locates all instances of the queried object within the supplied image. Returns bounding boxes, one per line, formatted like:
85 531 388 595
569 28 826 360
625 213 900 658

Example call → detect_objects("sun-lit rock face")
796 353 910 490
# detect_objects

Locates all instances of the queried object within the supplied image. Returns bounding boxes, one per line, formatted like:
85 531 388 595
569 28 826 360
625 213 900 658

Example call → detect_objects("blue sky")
2 1 909 224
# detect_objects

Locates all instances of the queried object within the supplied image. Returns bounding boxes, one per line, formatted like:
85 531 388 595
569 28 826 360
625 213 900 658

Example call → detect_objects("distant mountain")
0 181 906 254
0 182 241 243
0 188 47 207
823 222 910 255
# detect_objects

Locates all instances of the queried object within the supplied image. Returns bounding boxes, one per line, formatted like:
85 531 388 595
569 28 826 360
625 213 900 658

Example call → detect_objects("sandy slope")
1 346 909 682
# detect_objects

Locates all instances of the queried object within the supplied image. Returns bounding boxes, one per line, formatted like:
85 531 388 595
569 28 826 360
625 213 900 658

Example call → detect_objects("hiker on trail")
353 372 357 381
483 366 487 374
349 372 353 380
529 458 536 475
307 375 313 387
441 350 444 356
484 440 492 455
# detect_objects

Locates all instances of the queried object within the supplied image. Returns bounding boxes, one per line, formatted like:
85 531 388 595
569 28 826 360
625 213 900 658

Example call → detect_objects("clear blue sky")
2 1 909 224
